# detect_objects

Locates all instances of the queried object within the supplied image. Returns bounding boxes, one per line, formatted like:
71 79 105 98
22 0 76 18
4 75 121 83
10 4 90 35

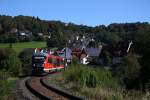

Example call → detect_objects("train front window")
33 56 45 64
48 57 57 63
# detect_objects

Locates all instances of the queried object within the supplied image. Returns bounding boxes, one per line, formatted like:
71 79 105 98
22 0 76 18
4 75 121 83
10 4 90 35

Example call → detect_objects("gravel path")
15 77 40 100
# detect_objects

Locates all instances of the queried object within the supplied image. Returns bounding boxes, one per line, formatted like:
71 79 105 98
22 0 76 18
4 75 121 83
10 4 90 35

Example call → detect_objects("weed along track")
25 74 83 100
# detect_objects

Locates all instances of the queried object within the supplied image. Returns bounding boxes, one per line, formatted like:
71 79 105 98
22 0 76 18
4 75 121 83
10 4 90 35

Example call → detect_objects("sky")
0 0 150 26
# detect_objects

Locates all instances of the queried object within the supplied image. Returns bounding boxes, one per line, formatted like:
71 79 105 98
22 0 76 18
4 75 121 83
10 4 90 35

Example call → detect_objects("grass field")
0 41 46 52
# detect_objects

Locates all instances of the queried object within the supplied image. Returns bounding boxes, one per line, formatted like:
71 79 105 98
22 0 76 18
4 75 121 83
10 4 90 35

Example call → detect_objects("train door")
47 56 57 70
52 57 57 70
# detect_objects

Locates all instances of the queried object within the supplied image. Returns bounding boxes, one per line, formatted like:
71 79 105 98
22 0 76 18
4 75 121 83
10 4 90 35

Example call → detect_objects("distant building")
17 30 32 41
85 47 102 57
10 28 18 33
58 47 72 63
37 33 43 36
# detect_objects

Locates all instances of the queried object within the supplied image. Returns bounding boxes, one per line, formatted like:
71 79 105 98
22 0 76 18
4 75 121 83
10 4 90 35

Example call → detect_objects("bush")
5 53 21 76
0 34 18 43
63 64 122 99
0 48 20 99
46 38 58 47
0 75 17 100
0 70 10 80
18 36 32 42
0 48 22 76
63 64 120 89
18 48 33 76
0 48 12 65
33 36 45 41
114 53 141 89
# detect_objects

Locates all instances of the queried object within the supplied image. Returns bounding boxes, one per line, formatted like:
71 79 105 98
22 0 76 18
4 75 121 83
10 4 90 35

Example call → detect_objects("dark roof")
86 47 102 57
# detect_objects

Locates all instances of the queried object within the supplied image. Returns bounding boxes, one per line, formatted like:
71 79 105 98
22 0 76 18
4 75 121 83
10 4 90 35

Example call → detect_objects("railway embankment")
41 73 84 100
45 64 124 100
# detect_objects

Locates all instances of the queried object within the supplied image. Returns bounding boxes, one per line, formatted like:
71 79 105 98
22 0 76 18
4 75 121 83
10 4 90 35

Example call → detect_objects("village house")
10 28 18 33
17 30 32 41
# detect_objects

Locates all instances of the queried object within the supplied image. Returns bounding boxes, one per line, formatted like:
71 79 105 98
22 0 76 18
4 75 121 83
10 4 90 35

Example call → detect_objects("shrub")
34 36 45 41
0 48 13 62
18 36 31 42
114 53 141 89
0 34 18 43
0 48 19 99
0 75 17 100
63 64 122 99
63 64 120 89
5 53 21 76
0 48 22 77
18 48 33 76
0 70 10 80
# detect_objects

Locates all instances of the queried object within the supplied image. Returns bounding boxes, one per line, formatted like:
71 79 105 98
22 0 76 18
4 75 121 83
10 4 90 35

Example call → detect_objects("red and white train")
32 48 65 74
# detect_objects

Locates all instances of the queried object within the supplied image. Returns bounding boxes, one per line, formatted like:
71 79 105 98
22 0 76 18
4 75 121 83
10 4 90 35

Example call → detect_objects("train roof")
33 52 64 59
47 54 64 60
32 48 64 60
32 52 48 57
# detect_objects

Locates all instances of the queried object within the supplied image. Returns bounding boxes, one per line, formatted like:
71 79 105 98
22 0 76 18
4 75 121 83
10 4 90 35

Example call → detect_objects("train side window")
52 58 57 64
48 57 52 63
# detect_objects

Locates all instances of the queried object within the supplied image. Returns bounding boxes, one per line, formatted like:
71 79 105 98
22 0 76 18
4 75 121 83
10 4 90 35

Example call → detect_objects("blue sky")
0 0 150 26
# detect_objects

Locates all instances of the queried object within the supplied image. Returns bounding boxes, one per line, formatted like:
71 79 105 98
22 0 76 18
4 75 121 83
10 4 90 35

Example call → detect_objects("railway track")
25 73 83 100
16 77 40 100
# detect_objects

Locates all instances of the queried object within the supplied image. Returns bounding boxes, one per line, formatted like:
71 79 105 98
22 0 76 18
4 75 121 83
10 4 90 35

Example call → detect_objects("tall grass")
63 64 123 99
0 71 18 100
62 64 150 100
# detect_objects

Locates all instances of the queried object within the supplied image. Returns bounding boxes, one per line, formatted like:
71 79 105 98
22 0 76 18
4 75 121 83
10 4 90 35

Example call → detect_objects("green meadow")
0 41 46 52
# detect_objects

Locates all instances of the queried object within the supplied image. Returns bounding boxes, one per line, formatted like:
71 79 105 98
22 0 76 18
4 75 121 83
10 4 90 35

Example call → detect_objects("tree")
136 32 150 89
46 37 59 47
115 53 141 89
18 48 33 76
18 49 32 75
0 24 3 34
8 34 18 43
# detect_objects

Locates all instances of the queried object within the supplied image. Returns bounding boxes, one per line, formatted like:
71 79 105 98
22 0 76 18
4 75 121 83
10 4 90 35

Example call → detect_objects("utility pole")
65 42 67 60
65 42 67 68
127 41 133 53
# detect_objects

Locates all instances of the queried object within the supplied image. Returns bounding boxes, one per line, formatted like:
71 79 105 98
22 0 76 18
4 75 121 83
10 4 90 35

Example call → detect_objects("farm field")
0 41 46 52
